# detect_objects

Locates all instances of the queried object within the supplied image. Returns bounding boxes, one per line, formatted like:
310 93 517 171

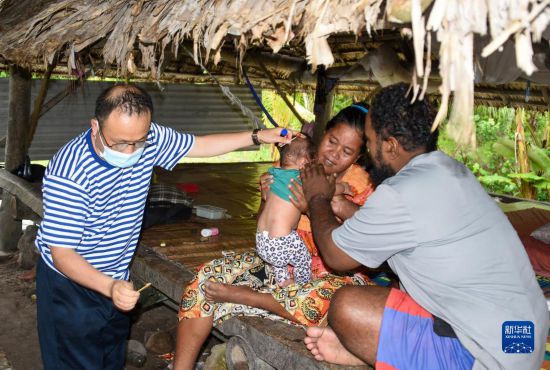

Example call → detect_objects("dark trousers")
36 258 130 370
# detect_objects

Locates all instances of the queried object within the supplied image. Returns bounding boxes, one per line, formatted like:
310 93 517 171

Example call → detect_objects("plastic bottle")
201 227 219 237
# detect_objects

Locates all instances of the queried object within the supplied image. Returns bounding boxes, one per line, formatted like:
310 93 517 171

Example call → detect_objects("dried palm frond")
0 0 548 147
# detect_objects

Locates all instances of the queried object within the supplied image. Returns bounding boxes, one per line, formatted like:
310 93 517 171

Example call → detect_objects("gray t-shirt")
333 151 547 370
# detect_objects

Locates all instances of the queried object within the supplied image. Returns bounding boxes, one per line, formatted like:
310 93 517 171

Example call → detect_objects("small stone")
144 331 174 354
17 225 39 269
126 339 147 368
204 343 227 370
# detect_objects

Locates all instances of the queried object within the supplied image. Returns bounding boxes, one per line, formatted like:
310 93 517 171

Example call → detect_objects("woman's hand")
259 172 273 201
330 195 360 220
288 179 308 213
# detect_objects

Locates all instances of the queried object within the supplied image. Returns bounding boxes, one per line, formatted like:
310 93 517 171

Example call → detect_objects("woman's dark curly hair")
370 83 438 152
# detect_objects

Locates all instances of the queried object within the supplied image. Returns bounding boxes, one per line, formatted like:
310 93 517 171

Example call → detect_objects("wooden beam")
255 59 308 127
4 65 31 171
39 74 88 118
312 66 337 144
0 169 43 218
27 60 56 148
541 87 550 106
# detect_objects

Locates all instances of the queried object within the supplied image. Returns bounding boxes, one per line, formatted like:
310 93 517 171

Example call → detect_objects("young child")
256 136 353 287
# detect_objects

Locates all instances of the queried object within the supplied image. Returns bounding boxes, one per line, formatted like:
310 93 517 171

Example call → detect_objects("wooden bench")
0 168 43 221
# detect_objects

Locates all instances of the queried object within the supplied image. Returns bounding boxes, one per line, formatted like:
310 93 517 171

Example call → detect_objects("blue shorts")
376 288 474 370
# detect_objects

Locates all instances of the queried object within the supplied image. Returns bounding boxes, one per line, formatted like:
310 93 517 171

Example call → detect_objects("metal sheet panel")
0 79 262 162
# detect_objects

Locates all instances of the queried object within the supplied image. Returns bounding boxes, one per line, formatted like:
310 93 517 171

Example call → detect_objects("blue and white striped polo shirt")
36 122 194 280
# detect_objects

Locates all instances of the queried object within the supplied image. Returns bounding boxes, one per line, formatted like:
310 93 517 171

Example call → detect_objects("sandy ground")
0 254 219 370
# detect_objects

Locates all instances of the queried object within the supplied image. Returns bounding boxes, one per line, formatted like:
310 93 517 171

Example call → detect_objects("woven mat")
140 216 257 271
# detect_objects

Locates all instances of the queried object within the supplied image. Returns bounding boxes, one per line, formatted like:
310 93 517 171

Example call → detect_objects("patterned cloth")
178 164 375 326
147 183 193 207
178 251 373 326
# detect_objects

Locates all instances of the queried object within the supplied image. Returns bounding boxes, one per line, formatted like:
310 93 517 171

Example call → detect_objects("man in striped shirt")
35 84 292 370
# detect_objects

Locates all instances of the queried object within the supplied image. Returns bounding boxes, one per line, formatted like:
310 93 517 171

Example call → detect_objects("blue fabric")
268 167 300 202
377 306 474 370
351 104 369 114
36 258 130 370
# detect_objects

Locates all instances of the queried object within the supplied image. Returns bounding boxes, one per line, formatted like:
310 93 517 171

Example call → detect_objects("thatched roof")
0 0 549 146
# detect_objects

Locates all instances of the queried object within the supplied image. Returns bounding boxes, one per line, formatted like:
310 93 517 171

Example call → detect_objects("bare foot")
204 282 255 304
304 326 365 366
279 278 295 288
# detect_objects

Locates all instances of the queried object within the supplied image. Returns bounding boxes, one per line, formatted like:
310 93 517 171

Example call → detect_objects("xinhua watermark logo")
502 321 534 353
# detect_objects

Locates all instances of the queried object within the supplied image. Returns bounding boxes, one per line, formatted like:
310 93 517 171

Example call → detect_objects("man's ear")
90 118 99 135
383 136 401 160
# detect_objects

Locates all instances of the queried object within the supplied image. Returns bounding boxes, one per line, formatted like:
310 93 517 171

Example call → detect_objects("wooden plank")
131 245 194 303
219 316 372 370
0 169 43 218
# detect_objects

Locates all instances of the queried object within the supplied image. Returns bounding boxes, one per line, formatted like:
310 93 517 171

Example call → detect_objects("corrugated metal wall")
0 79 262 161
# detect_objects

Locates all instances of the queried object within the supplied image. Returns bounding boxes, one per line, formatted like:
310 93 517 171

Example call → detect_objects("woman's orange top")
296 164 374 277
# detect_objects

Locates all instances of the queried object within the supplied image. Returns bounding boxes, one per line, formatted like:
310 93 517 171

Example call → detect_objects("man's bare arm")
300 163 361 271
308 196 361 271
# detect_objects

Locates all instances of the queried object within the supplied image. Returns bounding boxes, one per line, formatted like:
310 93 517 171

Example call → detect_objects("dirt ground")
0 254 220 370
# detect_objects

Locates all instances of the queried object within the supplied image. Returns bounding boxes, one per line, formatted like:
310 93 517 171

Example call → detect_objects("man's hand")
257 127 297 145
110 280 140 312
300 162 335 203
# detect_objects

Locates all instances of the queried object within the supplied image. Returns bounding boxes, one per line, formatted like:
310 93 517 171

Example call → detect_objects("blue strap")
352 104 369 114
242 67 279 128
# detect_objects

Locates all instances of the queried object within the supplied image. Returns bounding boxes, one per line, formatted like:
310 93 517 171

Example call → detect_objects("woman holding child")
173 103 375 370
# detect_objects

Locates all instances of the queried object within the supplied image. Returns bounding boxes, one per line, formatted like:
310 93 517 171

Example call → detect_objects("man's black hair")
95 84 154 126
370 83 438 152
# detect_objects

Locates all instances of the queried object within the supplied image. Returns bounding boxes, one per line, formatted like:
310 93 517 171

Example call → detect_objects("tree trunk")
0 65 32 255
515 109 535 199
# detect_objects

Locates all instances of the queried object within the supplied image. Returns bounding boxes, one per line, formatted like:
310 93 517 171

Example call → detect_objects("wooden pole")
0 65 32 255
312 66 336 145
256 59 308 127
26 61 56 148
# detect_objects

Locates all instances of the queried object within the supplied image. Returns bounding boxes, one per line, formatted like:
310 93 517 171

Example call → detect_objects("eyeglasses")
98 126 151 152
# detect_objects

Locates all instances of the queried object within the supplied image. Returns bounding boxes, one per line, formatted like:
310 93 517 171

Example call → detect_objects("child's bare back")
256 136 315 286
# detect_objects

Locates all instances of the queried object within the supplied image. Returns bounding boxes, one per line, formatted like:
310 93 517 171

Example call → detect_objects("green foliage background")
438 107 549 201
256 90 549 201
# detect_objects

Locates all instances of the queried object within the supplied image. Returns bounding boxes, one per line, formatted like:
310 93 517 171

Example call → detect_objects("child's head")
279 135 316 168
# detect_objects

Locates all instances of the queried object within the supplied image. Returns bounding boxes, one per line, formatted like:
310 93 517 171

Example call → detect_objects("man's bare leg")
173 316 213 370
205 282 296 322
304 286 390 366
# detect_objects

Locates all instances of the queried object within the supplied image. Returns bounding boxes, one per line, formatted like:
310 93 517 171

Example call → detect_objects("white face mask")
96 126 145 168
